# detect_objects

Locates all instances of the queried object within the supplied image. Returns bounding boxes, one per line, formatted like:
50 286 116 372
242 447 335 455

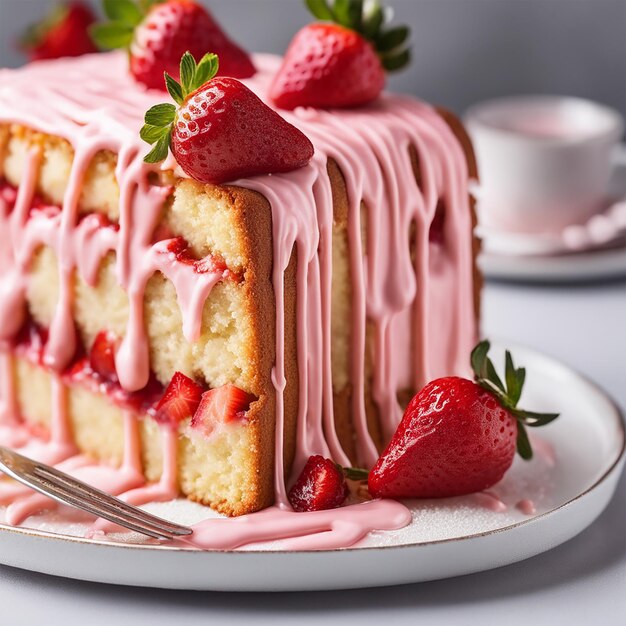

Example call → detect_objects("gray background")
1 0 625 118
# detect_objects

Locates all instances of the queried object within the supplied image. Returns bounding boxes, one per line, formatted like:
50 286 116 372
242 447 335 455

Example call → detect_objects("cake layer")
12 353 263 515
27 246 255 392
0 125 257 268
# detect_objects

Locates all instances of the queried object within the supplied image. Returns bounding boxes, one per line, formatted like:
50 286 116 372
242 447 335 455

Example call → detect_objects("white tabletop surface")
0 277 625 626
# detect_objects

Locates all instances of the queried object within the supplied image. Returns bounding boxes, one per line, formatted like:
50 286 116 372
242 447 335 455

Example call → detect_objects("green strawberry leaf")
332 0 353 27
516 422 533 460
505 350 525 406
486 358 506 393
377 25 410 53
305 0 335 21
144 103 176 127
347 0 364 31
139 0 165 12
139 124 169 143
194 53 219 88
90 22 134 50
141 52 219 165
470 340 560 460
513 408 560 427
470 340 490 379
103 0 142 25
173 52 219 100
143 129 171 164
362 0 384 39
381 48 411 72
164 72 184 105
179 51 197 97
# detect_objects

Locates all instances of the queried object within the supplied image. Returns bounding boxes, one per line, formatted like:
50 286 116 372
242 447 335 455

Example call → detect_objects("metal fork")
0 446 193 541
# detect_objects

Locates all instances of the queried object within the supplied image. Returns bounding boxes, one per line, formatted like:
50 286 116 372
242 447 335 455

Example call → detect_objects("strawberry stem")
342 466 369 481
470 340 560 460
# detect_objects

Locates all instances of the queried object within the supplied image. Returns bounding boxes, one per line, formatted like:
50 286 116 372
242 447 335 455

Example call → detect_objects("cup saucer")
477 199 626 257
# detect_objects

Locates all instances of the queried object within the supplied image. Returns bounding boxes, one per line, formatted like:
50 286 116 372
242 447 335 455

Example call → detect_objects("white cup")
465 96 624 234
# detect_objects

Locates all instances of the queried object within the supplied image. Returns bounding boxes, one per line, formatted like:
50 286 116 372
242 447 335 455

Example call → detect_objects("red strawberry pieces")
190 384 255 438
141 52 314 184
89 330 120 383
91 0 255 90
270 0 411 110
20 1 97 61
155 371 204 425
369 341 559 499
288 456 350 512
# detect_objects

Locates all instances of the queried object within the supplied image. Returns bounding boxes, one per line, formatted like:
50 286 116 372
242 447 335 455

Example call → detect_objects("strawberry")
287 456 347 512
140 52 314 184
20 2 97 61
89 330 120 383
155 371 204 425
191 384 255 438
270 0 411 110
288 457 369 512
368 341 559 499
91 0 255 90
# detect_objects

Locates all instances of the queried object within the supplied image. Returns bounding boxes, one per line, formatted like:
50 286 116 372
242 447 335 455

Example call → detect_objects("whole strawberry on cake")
0 0 557 550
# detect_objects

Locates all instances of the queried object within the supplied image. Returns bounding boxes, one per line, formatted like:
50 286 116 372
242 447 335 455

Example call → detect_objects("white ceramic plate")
479 245 626 283
0 344 623 591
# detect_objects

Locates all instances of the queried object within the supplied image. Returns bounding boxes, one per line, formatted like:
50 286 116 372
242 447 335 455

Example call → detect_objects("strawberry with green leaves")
141 52 314 184
91 0 255 90
271 0 411 110
368 341 559 500
20 2 97 61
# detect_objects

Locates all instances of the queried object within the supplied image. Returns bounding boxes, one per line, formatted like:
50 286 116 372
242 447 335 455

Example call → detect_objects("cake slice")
0 5 479 518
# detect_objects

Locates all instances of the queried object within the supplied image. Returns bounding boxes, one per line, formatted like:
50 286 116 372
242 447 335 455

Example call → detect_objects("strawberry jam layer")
12 319 257 439
13 320 165 417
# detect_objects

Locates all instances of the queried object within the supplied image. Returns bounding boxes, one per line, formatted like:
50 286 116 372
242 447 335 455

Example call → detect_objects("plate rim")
0 344 624 556
479 245 626 283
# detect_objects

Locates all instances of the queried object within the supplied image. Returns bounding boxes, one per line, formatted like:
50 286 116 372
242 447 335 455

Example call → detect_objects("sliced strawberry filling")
190 384 255 439
154 371 204 425
0 180 18 209
12 321 255 434
89 330 120 383
65 357 164 415
161 237 240 280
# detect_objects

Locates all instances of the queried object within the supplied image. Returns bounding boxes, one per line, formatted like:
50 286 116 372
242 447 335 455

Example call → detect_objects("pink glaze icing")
472 490 507 513
516 499 536 515
0 52 477 548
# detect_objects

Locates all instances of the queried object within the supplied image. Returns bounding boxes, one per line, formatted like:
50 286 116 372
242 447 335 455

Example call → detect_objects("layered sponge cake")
0 50 479 517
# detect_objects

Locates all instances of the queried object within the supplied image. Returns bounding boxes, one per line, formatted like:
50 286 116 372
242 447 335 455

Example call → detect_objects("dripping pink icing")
0 52 477 548
516 499 537 515
472 490 508 513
